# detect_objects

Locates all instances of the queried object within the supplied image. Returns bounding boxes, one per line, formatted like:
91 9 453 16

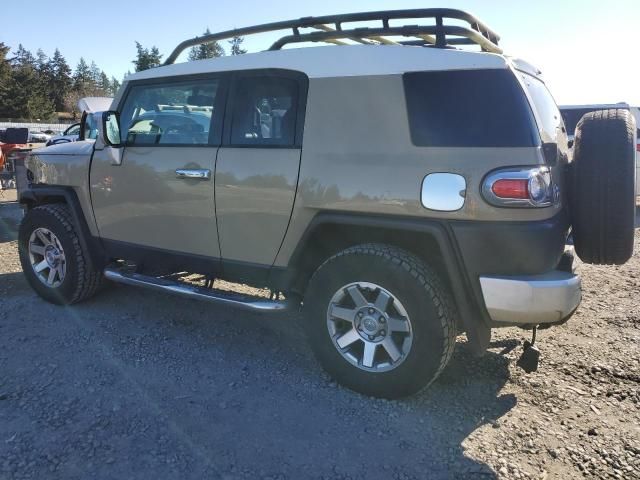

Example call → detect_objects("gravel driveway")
1 190 638 480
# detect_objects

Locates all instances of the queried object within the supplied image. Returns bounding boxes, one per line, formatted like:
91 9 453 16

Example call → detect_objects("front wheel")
18 204 103 305
303 244 456 398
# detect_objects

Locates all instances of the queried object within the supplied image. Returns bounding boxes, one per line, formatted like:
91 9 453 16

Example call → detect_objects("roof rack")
164 8 502 65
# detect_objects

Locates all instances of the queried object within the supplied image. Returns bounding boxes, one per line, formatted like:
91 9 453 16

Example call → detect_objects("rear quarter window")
519 74 563 141
403 69 538 147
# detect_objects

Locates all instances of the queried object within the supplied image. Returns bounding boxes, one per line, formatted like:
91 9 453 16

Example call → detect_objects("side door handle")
175 169 211 180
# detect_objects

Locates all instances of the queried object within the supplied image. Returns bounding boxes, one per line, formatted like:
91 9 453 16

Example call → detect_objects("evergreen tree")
110 76 121 96
99 71 111 95
89 61 102 89
35 49 48 70
13 44 35 67
67 57 99 118
73 57 93 91
229 36 247 55
3 44 55 120
48 49 72 111
0 43 118 119
34 49 56 112
188 29 225 61
0 43 13 118
132 42 162 71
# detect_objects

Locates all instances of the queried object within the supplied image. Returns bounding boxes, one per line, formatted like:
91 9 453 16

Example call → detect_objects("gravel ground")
0 190 638 480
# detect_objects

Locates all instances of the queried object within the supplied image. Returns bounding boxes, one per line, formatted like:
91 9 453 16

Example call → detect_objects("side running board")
103 268 291 312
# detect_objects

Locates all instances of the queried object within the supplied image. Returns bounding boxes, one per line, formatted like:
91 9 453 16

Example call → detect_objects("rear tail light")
491 179 529 199
482 166 558 208
636 143 640 152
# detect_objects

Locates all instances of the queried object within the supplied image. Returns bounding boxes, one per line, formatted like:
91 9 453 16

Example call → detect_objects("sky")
3 0 639 106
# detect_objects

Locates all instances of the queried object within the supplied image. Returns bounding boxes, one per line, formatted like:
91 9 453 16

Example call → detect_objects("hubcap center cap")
45 246 60 267
362 317 378 333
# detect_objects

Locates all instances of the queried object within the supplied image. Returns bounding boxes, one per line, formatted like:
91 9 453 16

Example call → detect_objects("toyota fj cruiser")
15 9 637 398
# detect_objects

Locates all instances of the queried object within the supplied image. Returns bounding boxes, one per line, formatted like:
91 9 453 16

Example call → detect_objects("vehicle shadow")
0 200 20 243
0 273 515 479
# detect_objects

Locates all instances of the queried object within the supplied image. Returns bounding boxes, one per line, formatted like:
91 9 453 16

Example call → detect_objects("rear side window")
520 74 562 140
403 69 538 147
230 76 298 146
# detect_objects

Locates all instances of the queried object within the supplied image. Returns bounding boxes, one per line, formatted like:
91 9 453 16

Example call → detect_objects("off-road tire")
19 204 103 305
303 244 456 398
570 108 636 265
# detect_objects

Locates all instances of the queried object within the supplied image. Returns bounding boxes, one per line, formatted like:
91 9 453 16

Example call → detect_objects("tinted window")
83 113 99 140
230 76 298 146
520 74 563 141
120 80 219 145
403 69 537 147
65 124 81 136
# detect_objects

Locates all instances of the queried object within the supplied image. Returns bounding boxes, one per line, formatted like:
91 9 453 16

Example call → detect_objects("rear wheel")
19 204 103 305
570 108 636 264
303 244 456 398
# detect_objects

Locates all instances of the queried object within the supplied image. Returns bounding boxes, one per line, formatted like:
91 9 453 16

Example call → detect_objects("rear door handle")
175 169 211 180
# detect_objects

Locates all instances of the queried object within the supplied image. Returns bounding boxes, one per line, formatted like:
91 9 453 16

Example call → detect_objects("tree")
132 42 162 72
13 44 35 68
228 36 247 55
73 57 92 91
1 44 55 120
110 76 121 96
67 58 106 118
188 29 225 60
89 61 102 89
0 43 13 117
48 49 72 111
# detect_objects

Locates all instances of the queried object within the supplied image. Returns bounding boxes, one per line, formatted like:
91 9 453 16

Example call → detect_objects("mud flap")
517 326 540 373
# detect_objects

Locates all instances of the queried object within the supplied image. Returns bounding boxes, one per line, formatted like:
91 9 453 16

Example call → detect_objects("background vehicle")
44 97 113 146
46 123 81 146
28 131 51 143
15 9 638 398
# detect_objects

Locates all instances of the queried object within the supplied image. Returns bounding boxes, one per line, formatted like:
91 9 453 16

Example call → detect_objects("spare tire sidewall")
570 108 636 265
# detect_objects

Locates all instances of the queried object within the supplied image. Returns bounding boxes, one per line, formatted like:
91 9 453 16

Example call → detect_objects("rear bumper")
479 270 581 326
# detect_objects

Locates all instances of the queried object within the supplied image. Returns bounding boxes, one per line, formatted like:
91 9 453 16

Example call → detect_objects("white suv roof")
128 45 510 82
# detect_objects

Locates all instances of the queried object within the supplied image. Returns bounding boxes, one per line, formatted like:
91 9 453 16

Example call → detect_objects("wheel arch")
19 185 105 268
282 212 491 353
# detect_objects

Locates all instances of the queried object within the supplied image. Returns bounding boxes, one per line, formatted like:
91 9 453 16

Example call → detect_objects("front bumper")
479 270 581 326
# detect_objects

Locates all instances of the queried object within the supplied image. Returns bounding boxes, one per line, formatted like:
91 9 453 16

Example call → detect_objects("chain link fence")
0 121 75 132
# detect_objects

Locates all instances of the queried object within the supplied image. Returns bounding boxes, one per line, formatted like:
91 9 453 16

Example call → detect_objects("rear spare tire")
570 108 636 265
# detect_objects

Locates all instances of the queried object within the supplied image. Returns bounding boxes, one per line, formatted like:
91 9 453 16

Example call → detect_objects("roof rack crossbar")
164 8 501 65
268 25 502 53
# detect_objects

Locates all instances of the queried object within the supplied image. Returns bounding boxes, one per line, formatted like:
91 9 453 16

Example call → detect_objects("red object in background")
0 142 30 171
491 178 530 199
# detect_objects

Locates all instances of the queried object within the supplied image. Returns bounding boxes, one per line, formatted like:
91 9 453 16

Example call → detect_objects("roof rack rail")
164 8 501 65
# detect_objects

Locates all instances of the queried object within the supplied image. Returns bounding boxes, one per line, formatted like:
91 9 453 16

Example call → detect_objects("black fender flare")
284 212 491 354
19 185 105 268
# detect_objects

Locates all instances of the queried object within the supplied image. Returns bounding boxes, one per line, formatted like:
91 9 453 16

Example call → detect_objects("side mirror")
95 111 123 165
102 111 122 147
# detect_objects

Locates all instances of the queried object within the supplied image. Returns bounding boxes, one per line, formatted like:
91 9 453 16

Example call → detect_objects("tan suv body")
16 10 637 397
